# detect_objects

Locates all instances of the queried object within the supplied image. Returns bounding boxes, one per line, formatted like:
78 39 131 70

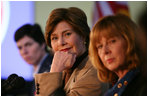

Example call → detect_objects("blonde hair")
89 14 140 83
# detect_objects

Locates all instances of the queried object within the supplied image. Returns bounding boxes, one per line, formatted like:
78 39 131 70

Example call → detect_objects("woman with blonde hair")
89 14 147 96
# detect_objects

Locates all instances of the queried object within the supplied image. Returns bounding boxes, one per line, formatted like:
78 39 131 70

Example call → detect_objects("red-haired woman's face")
96 36 127 72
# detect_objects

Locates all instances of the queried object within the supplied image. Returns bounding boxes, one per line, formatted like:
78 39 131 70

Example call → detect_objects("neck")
71 50 88 70
33 65 38 72
33 51 47 72
115 69 129 80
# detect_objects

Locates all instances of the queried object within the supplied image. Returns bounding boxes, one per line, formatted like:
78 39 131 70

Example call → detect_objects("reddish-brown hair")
89 14 140 83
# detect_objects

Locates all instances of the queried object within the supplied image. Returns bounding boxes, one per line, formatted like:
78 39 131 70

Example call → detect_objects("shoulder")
66 57 109 96
38 53 53 73
73 56 104 84
44 53 53 63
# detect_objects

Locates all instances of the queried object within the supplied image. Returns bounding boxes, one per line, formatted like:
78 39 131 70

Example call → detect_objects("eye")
97 44 103 49
109 39 116 44
64 32 72 37
111 39 116 43
18 46 22 50
26 42 32 47
51 36 58 41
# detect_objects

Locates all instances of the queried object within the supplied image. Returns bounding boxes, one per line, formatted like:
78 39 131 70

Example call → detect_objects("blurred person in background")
34 7 109 96
89 14 147 96
14 24 53 95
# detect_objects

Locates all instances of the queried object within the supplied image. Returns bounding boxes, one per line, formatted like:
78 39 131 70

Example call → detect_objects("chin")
107 66 117 72
27 62 34 65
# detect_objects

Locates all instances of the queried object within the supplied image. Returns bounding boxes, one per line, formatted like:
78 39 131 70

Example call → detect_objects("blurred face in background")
50 21 86 57
16 35 45 66
96 36 127 72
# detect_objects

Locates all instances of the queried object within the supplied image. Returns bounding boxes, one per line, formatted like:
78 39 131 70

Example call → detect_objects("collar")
71 50 88 70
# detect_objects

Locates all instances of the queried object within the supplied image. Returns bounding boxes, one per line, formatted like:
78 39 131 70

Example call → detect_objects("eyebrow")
51 29 73 36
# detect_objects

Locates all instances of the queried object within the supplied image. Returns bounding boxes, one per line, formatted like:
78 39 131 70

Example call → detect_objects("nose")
21 47 28 55
58 37 66 46
103 45 111 55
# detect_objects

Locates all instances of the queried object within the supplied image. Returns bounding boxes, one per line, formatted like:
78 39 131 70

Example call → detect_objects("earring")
84 41 86 45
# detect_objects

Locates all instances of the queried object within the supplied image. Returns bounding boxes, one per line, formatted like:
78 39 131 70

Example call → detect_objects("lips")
60 48 71 52
24 56 31 61
106 58 115 64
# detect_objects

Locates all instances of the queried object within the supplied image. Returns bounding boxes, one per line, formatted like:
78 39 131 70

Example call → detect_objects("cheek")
70 38 84 57
74 40 82 49
113 44 127 65
19 50 23 55
117 41 127 57
71 41 80 55
73 39 84 51
30 48 37 56
32 45 42 54
51 42 57 52
97 50 107 68
98 50 104 63
118 49 126 64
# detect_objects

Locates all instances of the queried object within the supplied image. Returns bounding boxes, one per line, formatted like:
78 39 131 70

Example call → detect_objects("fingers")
50 51 76 72
64 52 76 69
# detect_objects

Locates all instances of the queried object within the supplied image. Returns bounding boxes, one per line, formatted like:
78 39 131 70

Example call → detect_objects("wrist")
50 65 63 72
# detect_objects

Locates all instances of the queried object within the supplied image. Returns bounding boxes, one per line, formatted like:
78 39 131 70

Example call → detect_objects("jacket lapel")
64 56 92 92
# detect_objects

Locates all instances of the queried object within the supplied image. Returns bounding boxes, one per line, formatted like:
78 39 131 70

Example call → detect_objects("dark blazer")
38 53 53 73
122 72 147 96
105 69 147 96
30 53 53 95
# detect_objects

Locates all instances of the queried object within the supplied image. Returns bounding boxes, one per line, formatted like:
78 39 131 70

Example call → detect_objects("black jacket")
122 72 147 96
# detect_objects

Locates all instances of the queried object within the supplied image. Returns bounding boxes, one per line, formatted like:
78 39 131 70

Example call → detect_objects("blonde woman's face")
96 36 127 72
